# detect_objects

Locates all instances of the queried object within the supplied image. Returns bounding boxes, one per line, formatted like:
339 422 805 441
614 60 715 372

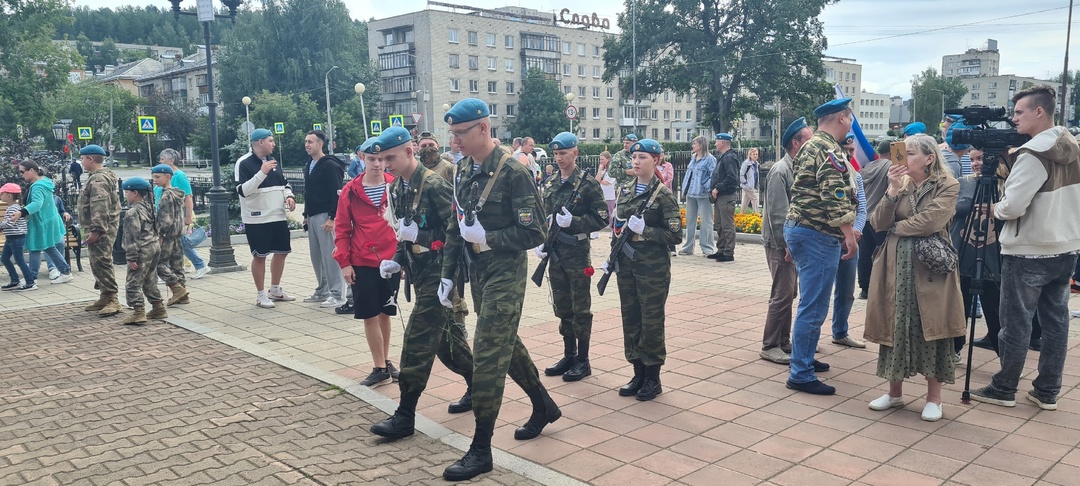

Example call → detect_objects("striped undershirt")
364 184 386 207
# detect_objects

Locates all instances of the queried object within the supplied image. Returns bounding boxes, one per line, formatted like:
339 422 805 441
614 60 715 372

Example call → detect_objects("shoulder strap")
476 151 512 212
410 172 427 213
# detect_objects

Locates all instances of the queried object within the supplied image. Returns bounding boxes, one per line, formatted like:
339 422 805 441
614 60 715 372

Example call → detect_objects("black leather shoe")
447 389 472 414
635 365 662 401
858 289 868 300
971 336 995 350
562 360 591 382
1029 337 1042 352
618 361 646 396
514 393 561 440
812 360 830 372
443 446 493 481
786 379 836 395
544 355 576 376
706 252 723 260
716 255 734 262
335 301 354 314
370 411 415 439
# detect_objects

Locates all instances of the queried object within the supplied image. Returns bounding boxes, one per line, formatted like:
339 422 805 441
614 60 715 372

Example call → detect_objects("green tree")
49 82 142 154
211 91 322 165
602 0 835 133
508 69 568 143
144 93 201 152
910 67 968 137
1049 70 1079 126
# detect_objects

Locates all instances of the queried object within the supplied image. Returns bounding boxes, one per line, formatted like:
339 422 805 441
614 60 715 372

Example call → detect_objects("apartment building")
942 39 1000 80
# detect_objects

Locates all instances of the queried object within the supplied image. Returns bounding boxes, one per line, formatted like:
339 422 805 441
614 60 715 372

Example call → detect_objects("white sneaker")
193 266 212 279
15 283 38 292
157 277 165 284
921 402 943 422
869 394 904 411
303 293 328 303
48 268 60 280
320 297 347 308
52 273 74 284
1071 310 1080 319
255 292 276 308
268 288 296 301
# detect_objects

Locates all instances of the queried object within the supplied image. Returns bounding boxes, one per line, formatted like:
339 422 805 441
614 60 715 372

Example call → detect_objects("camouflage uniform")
77 167 121 294
785 132 857 236
390 163 474 412
539 167 608 368
441 145 556 442
612 178 683 366
609 149 633 185
419 145 469 324
122 199 162 307
155 187 186 287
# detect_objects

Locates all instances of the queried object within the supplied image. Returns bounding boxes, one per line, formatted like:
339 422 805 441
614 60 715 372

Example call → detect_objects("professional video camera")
945 106 1031 175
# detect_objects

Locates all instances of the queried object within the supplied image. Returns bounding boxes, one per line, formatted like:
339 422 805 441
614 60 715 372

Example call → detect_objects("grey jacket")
762 154 794 250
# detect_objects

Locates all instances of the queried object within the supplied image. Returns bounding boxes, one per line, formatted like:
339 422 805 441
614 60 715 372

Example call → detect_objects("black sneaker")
1 281 21 291
1026 390 1058 411
15 283 38 292
812 360 830 372
385 360 400 381
1029 337 1042 352
970 386 1016 407
858 289 868 300
335 301 354 315
786 379 835 395
360 368 392 387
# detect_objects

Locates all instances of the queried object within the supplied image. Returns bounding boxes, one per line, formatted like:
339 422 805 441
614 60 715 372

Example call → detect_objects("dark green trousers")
615 242 670 366
398 264 474 400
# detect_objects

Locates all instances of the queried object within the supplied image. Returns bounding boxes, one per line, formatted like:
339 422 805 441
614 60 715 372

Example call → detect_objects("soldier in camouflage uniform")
416 131 469 325
605 139 683 402
608 133 637 186
120 177 165 325
151 164 190 306
367 127 475 440
435 99 560 482
535 132 608 382
76 145 122 316
783 98 859 396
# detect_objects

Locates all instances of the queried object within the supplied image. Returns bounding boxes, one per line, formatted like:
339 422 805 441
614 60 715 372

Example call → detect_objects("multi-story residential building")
958 74 1068 114
367 3 698 143
737 57 863 142
97 58 165 97
942 39 1000 79
134 52 218 115
857 91 891 139
890 96 912 129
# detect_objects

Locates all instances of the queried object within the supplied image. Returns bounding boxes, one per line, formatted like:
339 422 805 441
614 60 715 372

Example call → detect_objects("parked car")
533 148 548 159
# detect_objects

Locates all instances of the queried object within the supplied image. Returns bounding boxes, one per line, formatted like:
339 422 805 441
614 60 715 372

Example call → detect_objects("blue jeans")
784 222 840 383
28 245 69 284
45 241 64 271
181 234 206 270
1 237 31 284
832 248 858 339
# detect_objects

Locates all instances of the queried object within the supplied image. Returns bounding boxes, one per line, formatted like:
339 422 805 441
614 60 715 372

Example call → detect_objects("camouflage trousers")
469 251 545 427
615 242 670 366
156 236 185 287
89 234 117 294
126 250 162 307
549 254 593 342
451 289 469 324
398 266 474 402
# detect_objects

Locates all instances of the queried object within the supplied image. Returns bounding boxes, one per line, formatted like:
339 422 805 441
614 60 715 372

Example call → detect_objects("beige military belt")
470 243 493 253
410 245 430 254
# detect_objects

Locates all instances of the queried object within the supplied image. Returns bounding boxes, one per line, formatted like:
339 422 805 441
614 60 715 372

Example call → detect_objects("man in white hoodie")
972 85 1080 411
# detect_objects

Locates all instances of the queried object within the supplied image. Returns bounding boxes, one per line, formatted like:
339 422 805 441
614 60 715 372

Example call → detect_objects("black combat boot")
563 338 591 382
636 364 663 401
618 360 646 396
448 373 473 414
370 392 419 439
544 335 577 376
514 386 561 440
443 423 494 481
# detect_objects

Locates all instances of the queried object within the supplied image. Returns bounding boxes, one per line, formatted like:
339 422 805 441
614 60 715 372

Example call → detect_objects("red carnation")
431 240 445 251
583 266 595 277
364 241 377 253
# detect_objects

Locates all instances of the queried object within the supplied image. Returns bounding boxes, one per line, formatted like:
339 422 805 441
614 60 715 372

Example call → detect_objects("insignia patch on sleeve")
828 152 847 173
598 209 608 220
668 218 681 232
834 188 847 200
517 208 534 226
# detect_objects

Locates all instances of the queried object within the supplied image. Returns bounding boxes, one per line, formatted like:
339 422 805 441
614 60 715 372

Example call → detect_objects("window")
664 128 671 140
607 108 614 119
607 128 615 138
663 110 670 120
469 80 479 93
852 73 857 82
607 87 614 99
506 104 516 117
563 63 571 75
562 42 571 54
449 54 459 68
448 29 459 43
593 66 601 78
578 65 585 77
506 82 516 94
664 92 670 101
563 85 572 95
971 93 980 100
505 59 514 72
676 95 683 103
577 43 585 56
972 83 980 90
468 56 478 70
449 79 459 92
467 31 478 45
592 107 600 119
579 86 586 97
505 35 514 48
675 128 682 141
488 81 497 93
593 128 601 139
593 45 601 57
988 92 997 99
988 82 998 88
687 110 693 120
489 104 498 117
487 57 497 70
486 33 496 47
592 87 600 98
675 110 682 120
651 110 658 119
652 128 659 139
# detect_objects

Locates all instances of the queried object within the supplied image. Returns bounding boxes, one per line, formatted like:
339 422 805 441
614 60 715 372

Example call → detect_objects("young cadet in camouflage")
367 127 476 441
608 133 638 185
535 132 608 382
151 165 190 306
436 98 559 482
120 178 165 325
76 145 123 316
416 133 469 324
609 138 683 401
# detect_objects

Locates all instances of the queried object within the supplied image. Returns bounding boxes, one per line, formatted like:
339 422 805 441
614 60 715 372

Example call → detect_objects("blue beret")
150 164 174 175
903 122 927 136
781 117 808 148
250 128 272 141
944 114 963 122
630 138 663 155
122 177 151 191
945 121 971 150
360 137 379 155
444 98 489 125
813 98 852 119
549 132 578 151
624 134 638 141
844 132 855 144
715 133 733 141
355 144 364 153
80 144 106 156
373 127 411 153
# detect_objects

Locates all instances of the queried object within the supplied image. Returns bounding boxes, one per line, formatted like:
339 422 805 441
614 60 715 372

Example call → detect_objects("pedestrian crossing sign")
389 114 404 127
77 127 93 140
273 122 285 134
371 120 383 135
138 116 157 134
313 123 323 131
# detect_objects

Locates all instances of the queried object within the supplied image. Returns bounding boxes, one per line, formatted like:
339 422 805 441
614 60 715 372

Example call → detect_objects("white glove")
379 260 401 279
628 215 646 234
438 278 454 308
556 207 573 228
398 219 418 242
460 219 487 244
601 261 610 273
534 244 548 259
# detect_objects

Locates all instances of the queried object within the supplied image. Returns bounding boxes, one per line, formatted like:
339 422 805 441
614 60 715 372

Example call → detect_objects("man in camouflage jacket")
76 145 122 316
151 164 189 306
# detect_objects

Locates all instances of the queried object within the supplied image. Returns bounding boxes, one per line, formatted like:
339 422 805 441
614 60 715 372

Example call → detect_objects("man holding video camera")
971 85 1080 411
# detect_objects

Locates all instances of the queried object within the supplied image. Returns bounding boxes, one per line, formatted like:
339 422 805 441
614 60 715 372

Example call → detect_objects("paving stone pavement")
0 302 541 485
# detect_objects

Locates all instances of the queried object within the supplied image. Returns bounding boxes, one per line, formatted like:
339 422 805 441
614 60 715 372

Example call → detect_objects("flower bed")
680 207 763 234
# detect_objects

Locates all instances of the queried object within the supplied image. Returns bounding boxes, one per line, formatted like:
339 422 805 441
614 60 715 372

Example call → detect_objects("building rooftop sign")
558 8 611 30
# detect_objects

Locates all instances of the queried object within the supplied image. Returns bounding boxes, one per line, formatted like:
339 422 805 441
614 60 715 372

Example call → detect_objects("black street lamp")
168 0 242 272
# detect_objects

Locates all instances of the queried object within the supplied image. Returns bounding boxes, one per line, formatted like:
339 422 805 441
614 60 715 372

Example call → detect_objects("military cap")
945 121 971 150
903 122 927 136
624 133 638 141
373 127 411 153
630 138 663 155
150 164 174 175
843 132 855 145
781 117 808 148
80 144 107 156
444 98 489 125
715 133 733 141
360 137 378 155
122 177 151 191
417 130 437 143
250 128 272 141
813 98 852 118
355 144 365 153
549 132 578 151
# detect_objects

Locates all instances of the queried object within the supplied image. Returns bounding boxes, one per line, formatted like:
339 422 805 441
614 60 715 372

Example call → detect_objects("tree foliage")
144 92 202 151
910 67 968 137
219 91 323 165
56 5 231 53
48 81 143 153
508 69 568 143
602 0 835 133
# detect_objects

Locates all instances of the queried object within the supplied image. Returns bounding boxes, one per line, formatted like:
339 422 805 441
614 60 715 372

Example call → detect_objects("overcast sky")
74 0 1077 99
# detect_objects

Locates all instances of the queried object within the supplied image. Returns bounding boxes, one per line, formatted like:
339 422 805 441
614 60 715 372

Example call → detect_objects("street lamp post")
565 92 576 133
324 65 339 152
354 83 369 139
51 121 72 204
929 88 945 133
241 95 252 134
169 0 242 272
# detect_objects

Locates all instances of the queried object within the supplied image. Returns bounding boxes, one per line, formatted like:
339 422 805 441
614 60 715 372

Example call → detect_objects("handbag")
185 226 208 247
908 191 957 274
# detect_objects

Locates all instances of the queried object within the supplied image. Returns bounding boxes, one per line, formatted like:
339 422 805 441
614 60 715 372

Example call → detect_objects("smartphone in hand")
890 142 907 166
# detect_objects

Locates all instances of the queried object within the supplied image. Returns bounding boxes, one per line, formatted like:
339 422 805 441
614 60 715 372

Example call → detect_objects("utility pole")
1062 0 1074 125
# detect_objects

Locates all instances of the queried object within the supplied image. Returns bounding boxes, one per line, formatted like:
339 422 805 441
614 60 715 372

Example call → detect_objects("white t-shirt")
599 168 617 201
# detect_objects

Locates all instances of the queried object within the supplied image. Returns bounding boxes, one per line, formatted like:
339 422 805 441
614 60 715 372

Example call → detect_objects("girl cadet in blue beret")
606 139 683 401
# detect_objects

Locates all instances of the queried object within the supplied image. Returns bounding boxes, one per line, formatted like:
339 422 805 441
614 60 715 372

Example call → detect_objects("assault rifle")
596 181 663 296
454 185 479 298
396 186 417 303
530 175 585 287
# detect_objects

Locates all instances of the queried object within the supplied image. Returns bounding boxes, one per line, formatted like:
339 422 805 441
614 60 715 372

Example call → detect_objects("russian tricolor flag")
834 84 878 171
